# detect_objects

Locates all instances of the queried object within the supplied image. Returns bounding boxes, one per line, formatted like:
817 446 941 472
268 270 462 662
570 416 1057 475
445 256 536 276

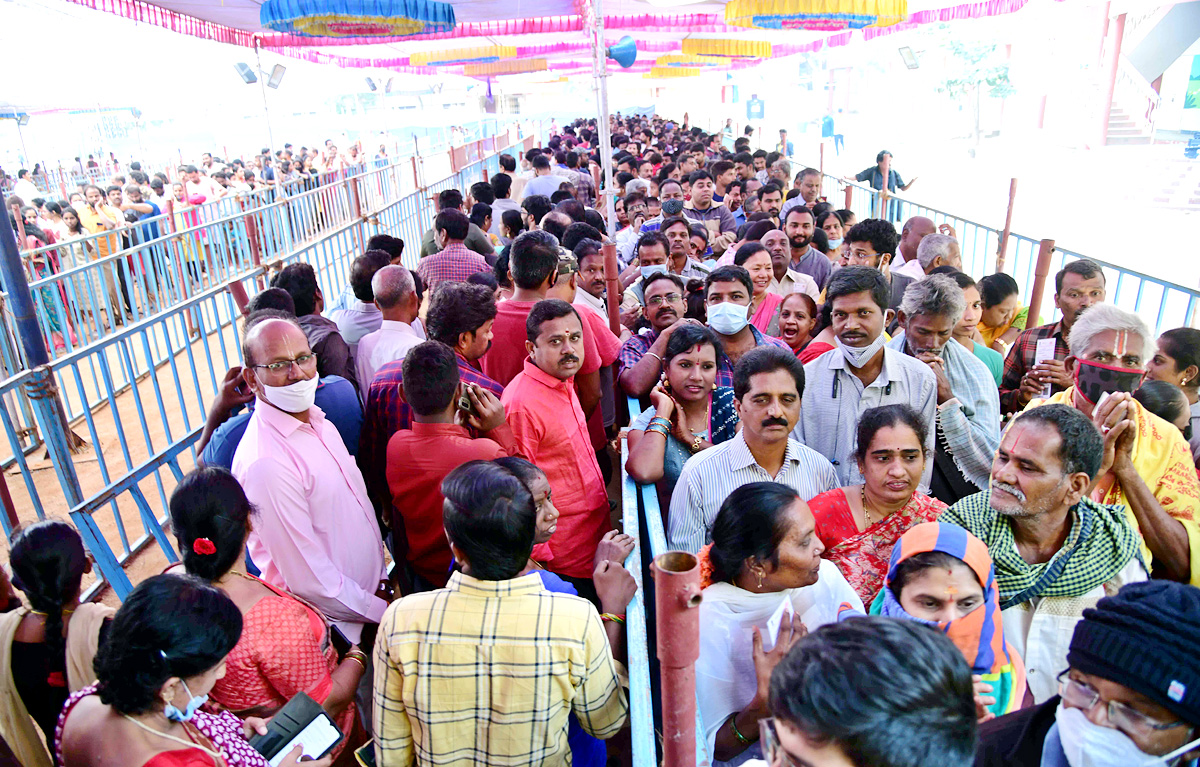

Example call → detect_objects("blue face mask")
640 264 668 280
827 237 844 249
163 680 209 722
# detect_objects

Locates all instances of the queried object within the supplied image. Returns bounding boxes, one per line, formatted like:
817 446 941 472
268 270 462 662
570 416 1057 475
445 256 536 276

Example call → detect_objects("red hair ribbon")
192 538 217 556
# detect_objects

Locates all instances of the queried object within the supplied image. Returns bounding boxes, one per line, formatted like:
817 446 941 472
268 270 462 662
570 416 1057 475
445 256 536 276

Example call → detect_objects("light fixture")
267 64 287 88
385 77 395 93
365 77 377 91
898 46 918 69
234 62 258 84
16 114 29 126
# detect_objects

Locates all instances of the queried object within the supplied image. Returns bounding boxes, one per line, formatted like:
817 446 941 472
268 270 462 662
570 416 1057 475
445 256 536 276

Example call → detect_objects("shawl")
942 491 1145 609
749 292 783 336
868 522 1027 717
1 604 115 767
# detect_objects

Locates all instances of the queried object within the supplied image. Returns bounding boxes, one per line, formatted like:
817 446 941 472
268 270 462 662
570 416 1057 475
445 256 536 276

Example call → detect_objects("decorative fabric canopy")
645 67 701 78
723 0 908 30
410 45 518 66
680 39 773 58
654 53 725 67
463 59 548 76
259 0 456 37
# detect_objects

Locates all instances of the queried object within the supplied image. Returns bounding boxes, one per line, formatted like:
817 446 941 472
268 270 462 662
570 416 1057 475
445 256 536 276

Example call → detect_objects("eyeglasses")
646 293 683 306
1058 673 1186 740
252 353 317 375
759 718 801 767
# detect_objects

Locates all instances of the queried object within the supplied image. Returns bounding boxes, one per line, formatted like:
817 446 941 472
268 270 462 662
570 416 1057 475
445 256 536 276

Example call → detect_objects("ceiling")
56 0 1054 80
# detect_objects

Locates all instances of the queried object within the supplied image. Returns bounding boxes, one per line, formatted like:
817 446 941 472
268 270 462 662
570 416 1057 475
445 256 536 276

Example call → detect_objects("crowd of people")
3 112 1200 767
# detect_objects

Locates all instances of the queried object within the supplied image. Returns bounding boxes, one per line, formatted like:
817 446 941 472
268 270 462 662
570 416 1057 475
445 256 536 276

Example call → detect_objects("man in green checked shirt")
940 404 1148 706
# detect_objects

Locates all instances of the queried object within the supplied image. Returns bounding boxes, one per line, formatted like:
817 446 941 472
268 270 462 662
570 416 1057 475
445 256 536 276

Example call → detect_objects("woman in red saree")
806 404 947 604
166 467 367 765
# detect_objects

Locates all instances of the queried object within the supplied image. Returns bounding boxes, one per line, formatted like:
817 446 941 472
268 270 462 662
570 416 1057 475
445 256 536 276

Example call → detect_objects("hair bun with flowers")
192 538 217 556
698 542 715 589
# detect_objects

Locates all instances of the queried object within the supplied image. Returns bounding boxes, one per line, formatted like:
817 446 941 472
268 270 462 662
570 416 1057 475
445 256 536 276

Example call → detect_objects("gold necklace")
860 485 877 527
121 715 222 760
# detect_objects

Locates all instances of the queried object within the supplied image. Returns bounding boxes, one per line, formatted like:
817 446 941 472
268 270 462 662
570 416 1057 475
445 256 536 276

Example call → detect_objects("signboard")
746 97 764 120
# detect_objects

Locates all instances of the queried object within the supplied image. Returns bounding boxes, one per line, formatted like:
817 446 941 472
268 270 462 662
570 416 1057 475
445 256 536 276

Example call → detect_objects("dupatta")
869 522 1027 716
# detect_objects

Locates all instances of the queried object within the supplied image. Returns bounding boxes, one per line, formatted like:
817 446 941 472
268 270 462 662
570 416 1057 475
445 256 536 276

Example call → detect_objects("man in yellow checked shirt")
1024 303 1200 585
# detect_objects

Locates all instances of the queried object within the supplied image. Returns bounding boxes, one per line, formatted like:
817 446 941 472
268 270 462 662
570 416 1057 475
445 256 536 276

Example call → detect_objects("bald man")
355 265 422 387
889 215 937 308
231 313 388 645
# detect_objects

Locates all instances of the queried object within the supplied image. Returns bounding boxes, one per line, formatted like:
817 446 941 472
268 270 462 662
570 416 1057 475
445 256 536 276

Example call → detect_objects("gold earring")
755 570 763 589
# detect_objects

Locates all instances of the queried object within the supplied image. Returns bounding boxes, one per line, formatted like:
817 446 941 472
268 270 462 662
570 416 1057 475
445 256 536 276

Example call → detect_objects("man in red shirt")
386 341 519 589
502 299 611 600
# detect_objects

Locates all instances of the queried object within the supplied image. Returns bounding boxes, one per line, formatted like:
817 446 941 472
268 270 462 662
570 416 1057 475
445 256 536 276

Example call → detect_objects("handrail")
620 431 656 767
626 397 714 767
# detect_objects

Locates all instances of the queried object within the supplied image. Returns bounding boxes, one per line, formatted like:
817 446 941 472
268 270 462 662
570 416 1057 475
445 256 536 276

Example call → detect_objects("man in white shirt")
184 165 226 201
11 170 40 203
669 346 838 552
356 265 422 388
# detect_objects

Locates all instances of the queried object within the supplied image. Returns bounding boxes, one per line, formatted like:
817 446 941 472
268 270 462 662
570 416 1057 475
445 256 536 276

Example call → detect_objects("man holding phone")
386 341 520 589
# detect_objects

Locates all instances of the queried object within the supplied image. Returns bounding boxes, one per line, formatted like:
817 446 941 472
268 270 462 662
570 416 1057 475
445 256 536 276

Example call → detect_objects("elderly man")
668 346 837 552
975 580 1200 767
417 208 491 291
784 207 832 290
887 275 1001 504
942 404 1148 703
1025 302 1200 585
896 216 936 269
356 265 422 387
762 229 820 302
890 231 961 285
1000 259 1107 414
796 267 937 489
503 299 611 595
232 314 388 644
778 168 823 220
705 265 792 388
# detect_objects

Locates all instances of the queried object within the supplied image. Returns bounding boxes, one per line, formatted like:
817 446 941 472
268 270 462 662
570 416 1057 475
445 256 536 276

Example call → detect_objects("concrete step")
1107 135 1153 145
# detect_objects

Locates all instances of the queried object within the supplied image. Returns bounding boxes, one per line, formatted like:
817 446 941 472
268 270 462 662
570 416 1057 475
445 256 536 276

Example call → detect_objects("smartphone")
330 625 351 656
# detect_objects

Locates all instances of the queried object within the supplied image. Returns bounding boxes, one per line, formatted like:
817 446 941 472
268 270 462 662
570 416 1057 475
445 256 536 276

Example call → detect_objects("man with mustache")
667 346 837 552
784 207 832 290
759 183 784 226
762 229 820 302
503 299 612 597
618 271 701 397
887 275 1000 505
794 267 937 490
1021 303 1200 586
1000 259 1106 414
620 225 710 317
942 404 1148 703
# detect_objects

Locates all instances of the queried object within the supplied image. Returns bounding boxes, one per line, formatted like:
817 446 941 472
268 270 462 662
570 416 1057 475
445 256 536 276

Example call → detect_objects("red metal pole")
653 552 703 767
843 183 853 210
603 241 620 337
1026 239 1056 329
996 178 1018 274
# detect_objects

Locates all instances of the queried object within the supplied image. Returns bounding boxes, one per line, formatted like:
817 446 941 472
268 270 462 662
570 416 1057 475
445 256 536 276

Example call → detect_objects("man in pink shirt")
231 313 388 645
502 299 611 599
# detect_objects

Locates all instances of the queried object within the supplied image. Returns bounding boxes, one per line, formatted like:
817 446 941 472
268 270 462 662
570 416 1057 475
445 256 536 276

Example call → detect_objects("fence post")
654 552 702 767
843 183 853 210
996 178 1018 273
603 241 621 337
1026 239 1056 330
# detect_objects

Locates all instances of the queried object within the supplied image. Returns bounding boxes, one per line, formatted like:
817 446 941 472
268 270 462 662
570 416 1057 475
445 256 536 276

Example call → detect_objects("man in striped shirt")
668 346 838 552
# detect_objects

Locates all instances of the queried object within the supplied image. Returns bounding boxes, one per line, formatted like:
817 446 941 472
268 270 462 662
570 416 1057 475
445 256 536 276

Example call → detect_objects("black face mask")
1072 359 1145 405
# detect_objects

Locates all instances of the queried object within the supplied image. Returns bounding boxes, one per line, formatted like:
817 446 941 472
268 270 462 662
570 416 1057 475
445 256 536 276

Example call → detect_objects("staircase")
1106 107 1153 146
1149 161 1200 210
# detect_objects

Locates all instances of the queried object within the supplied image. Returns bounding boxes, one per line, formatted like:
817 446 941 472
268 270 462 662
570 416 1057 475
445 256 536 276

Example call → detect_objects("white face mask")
1056 704 1200 767
258 374 319 413
835 333 886 369
707 301 750 336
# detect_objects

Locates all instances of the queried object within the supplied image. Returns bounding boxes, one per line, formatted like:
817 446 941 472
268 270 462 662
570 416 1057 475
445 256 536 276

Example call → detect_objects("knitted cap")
1067 580 1200 725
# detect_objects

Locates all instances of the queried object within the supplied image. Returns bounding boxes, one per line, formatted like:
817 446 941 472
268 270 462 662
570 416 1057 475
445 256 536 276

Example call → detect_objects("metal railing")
0 121 544 603
809 170 1200 333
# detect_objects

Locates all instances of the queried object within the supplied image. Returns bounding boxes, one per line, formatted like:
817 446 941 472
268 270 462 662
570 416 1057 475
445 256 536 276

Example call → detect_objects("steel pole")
254 37 278 153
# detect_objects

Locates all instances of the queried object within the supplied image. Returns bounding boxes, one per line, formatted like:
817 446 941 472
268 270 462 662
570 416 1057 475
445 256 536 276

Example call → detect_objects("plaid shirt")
416 243 490 291
373 571 627 767
617 329 658 380
999 322 1068 414
359 354 502 529
716 327 790 388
